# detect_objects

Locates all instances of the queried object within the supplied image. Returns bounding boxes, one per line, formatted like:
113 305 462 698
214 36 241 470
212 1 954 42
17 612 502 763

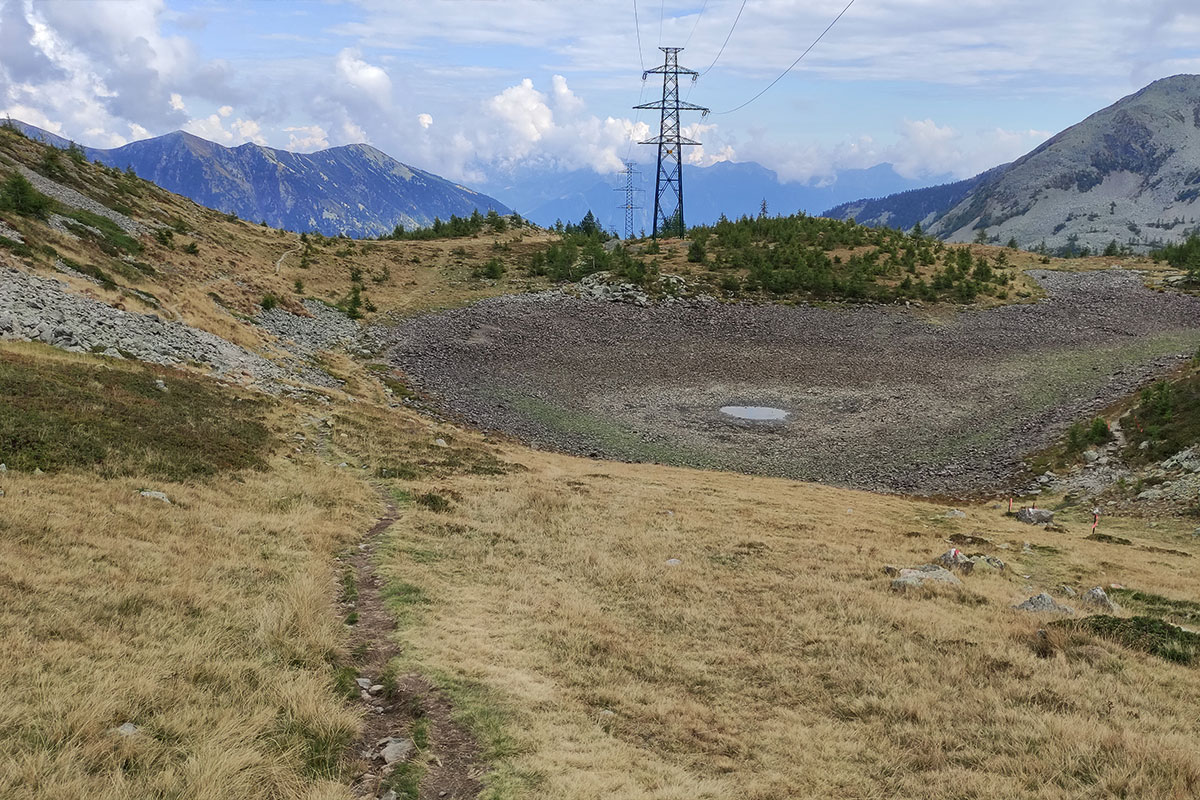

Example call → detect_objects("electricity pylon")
613 161 643 239
635 47 708 238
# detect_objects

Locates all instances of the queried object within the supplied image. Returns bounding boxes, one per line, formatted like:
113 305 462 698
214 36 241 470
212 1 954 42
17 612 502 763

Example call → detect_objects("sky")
3 0 1200 189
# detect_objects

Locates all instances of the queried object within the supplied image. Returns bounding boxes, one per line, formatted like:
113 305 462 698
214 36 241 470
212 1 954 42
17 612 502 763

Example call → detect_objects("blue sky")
3 0 1200 186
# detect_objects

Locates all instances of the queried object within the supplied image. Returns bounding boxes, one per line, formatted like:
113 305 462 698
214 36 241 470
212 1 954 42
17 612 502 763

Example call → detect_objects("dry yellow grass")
366 446 1200 800
0 358 380 798
6 125 1200 800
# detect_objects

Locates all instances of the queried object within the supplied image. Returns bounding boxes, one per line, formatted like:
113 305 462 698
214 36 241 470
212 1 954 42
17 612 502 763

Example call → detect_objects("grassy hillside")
0 343 377 799
2 120 1200 800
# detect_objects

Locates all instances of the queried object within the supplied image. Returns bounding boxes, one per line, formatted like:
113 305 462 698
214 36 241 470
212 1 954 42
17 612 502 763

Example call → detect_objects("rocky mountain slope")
12 121 510 238
826 75 1200 253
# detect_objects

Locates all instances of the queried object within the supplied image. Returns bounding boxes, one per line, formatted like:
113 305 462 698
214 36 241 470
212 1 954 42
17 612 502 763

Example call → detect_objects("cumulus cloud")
285 125 329 151
736 119 1053 184
1 0 1176 195
184 111 268 146
334 48 392 106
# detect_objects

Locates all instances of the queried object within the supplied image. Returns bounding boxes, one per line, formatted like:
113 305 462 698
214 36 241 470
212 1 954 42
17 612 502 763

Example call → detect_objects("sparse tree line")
686 213 1013 303
1150 233 1200 282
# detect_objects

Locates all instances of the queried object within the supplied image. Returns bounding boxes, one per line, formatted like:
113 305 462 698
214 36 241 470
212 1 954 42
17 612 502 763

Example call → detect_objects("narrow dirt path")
342 497 486 800
275 238 302 274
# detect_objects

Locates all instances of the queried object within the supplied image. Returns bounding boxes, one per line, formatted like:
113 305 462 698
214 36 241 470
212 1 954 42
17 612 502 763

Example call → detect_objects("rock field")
0 265 341 391
381 269 1200 494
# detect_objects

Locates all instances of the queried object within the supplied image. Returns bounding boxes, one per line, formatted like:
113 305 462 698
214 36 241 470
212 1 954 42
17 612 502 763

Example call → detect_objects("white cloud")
232 118 266 144
169 93 186 111
285 124 329 151
184 113 234 143
487 78 554 148
735 118 1054 184
218 104 232 117
417 112 433 129
184 112 269 146
334 48 392 106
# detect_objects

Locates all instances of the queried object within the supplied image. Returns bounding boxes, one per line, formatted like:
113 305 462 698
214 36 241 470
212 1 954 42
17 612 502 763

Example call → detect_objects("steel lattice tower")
613 161 643 239
635 47 708 238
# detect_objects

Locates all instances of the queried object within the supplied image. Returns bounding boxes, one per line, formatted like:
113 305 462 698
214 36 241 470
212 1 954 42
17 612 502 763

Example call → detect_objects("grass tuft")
1056 615 1200 665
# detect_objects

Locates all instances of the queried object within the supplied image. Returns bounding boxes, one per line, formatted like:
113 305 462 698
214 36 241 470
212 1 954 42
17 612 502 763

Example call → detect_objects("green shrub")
416 492 451 512
0 173 52 219
1057 615 1200 665
261 294 279 311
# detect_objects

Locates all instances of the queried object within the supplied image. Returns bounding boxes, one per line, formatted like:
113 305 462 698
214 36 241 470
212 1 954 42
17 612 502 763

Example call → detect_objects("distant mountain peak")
825 74 1200 253
9 120 509 237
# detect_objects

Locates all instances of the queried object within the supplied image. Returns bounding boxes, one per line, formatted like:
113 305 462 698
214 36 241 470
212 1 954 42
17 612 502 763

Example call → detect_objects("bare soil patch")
343 500 485 800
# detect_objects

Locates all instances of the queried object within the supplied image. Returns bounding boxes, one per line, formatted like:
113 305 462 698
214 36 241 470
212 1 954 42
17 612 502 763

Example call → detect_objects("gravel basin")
379 270 1200 495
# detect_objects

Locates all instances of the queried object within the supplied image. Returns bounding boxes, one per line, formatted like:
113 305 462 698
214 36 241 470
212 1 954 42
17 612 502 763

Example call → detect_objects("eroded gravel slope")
381 270 1200 494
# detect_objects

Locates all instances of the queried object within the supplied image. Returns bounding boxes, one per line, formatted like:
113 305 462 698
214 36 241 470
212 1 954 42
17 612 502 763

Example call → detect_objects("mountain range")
11 119 945 238
10 121 510 238
477 161 943 234
825 74 1200 253
16 74 1200 248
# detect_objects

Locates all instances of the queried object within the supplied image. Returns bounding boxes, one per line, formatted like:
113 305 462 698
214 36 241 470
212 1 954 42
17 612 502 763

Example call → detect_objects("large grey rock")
1014 592 1075 615
936 548 974 574
1081 586 1118 613
891 564 963 592
1016 507 1055 525
139 490 171 504
968 554 1006 572
378 737 413 765
115 722 139 737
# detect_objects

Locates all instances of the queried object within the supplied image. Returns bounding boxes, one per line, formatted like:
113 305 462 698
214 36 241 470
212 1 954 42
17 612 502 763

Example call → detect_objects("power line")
683 0 710 48
632 0 645 71
710 0 856 115
699 0 748 76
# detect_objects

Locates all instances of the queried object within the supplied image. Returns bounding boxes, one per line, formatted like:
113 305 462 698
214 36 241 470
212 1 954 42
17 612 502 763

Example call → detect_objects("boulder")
139 490 171 504
935 548 974 574
115 722 139 737
1016 507 1055 525
944 509 967 519
1014 592 1075 615
967 554 1006 572
948 533 991 547
1080 586 1118 613
891 564 963 592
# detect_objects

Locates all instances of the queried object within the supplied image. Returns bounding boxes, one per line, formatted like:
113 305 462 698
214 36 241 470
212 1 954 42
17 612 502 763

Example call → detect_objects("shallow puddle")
720 405 789 421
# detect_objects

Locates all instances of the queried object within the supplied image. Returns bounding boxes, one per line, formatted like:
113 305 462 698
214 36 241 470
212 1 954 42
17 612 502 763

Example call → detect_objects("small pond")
719 405 789 421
